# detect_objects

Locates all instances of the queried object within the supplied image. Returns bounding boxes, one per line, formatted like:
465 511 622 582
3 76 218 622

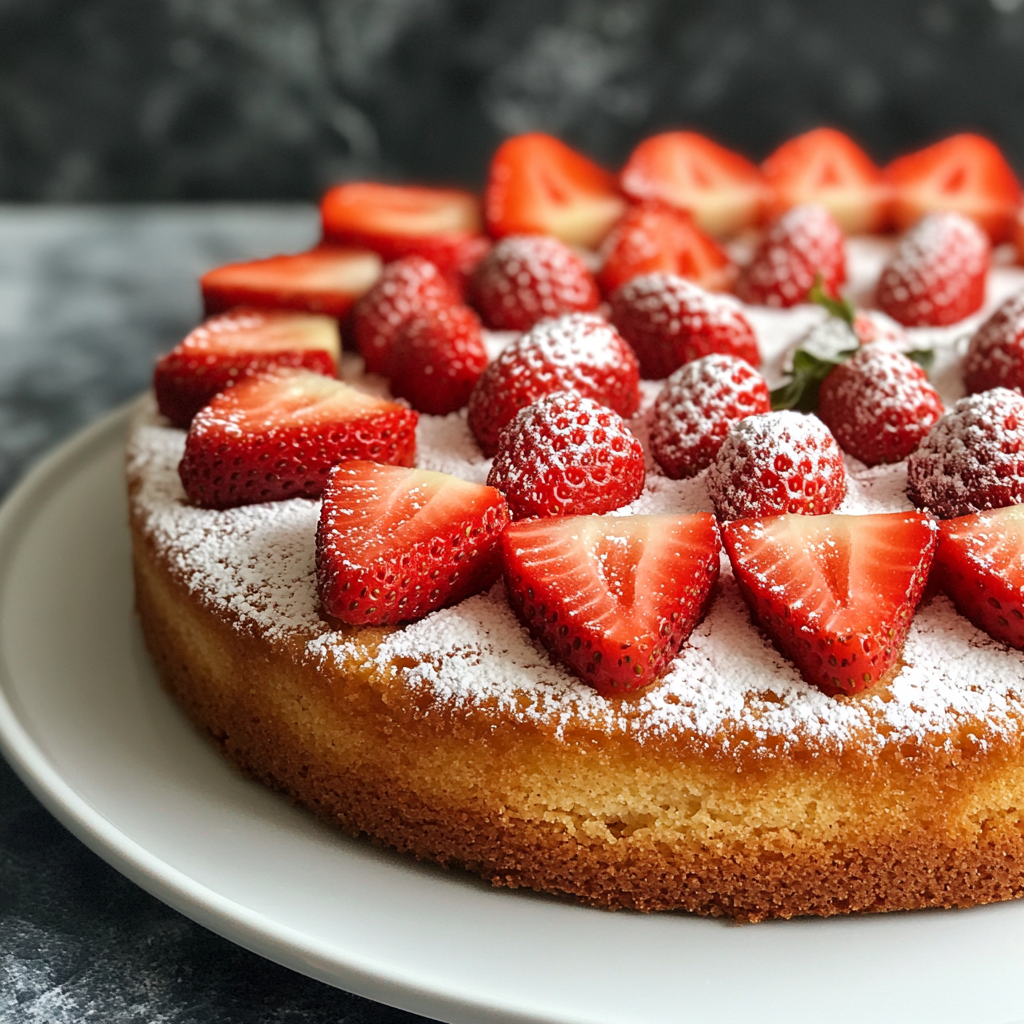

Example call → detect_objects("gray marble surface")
0 205 426 1024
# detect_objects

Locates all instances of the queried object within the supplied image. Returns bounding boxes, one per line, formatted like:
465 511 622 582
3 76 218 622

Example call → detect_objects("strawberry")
487 391 645 519
736 205 846 308
319 181 487 292
502 512 721 696
596 201 735 297
351 256 459 376
608 272 760 380
484 132 626 249
907 388 1024 519
154 308 340 428
706 410 846 520
388 304 487 415
650 354 771 479
471 234 600 331
875 212 989 328
619 131 765 237
934 504 1024 650
316 460 509 626
962 291 1024 395
466 312 641 456
178 368 417 509
817 343 944 466
761 128 889 234
721 511 937 697
885 133 1022 243
201 247 382 319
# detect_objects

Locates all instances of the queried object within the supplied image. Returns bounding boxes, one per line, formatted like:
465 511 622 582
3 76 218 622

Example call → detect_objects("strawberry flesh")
722 511 937 696
178 368 417 509
317 461 510 625
619 131 766 237
935 504 1024 650
485 132 626 249
154 308 340 428
502 513 721 696
201 247 382 319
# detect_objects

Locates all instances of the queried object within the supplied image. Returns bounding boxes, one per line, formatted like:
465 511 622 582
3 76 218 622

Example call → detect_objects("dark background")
2 0 1024 202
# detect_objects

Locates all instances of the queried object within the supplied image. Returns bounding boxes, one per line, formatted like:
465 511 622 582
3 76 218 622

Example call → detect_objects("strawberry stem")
808 274 856 326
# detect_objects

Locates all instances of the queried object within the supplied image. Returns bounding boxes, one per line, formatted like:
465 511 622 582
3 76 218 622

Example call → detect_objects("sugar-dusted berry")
962 291 1024 395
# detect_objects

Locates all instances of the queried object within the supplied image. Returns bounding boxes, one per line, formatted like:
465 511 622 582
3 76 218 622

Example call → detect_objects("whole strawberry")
817 343 944 466
736 205 846 308
467 312 640 456
876 211 989 327
609 272 760 380
906 388 1024 518
706 410 846 520
487 391 645 519
471 234 600 331
650 354 771 479
962 291 1024 394
388 304 487 415
351 255 458 375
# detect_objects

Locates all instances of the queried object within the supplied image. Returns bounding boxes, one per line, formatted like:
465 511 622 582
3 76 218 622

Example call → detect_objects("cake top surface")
127 238 1024 758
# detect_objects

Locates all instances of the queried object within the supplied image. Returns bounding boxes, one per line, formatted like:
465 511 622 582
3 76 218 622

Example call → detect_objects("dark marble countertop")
0 205 425 1024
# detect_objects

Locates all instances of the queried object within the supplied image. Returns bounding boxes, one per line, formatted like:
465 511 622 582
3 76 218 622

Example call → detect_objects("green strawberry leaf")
808 274 856 326
770 349 846 412
905 348 935 372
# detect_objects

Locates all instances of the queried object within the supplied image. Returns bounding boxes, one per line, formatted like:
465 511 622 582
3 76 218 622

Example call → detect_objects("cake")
130 129 1024 922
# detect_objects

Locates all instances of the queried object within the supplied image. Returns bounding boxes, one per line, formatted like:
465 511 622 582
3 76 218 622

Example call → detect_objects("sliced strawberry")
596 201 734 296
388 304 487 415
885 134 1022 243
619 131 766 237
201 247 382 319
761 128 889 234
502 512 721 696
319 182 487 292
722 511 937 697
935 504 1024 649
153 308 340 429
178 368 417 509
316 461 510 626
485 132 626 249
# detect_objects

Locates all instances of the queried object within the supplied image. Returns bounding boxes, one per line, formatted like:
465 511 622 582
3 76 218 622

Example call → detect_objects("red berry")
609 272 760 379
487 392 645 519
351 256 459 376
154 308 340 429
817 344 944 466
875 211 989 327
906 388 1024 519
722 511 937 696
502 512 721 696
935 504 1024 650
962 291 1024 394
467 312 640 456
736 205 847 308
706 411 846 520
388 304 487 415
178 368 417 509
650 354 771 479
471 234 600 332
316 460 510 626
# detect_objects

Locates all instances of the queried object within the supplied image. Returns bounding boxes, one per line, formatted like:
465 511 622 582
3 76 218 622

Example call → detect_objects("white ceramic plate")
2 401 1024 1024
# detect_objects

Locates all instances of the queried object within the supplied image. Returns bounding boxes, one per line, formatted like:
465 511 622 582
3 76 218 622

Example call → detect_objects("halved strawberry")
935 504 1024 649
502 513 721 696
201 247 382 319
596 201 734 296
319 182 487 291
316 461 510 626
761 128 889 234
721 511 937 697
154 308 340 428
178 368 417 509
619 131 766 237
885 133 1022 243
485 132 626 249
